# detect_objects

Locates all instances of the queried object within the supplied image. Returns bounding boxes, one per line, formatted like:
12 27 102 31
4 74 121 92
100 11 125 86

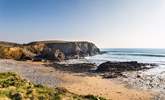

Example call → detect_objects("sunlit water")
86 48 165 75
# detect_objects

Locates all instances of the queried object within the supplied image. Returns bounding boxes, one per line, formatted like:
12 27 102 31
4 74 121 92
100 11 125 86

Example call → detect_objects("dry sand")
0 59 155 100
60 75 153 100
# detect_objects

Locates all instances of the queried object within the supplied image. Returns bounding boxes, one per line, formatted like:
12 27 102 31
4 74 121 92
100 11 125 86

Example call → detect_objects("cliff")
0 40 100 61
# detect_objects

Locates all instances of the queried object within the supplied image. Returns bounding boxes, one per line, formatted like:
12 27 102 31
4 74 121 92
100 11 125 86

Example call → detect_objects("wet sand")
0 59 155 100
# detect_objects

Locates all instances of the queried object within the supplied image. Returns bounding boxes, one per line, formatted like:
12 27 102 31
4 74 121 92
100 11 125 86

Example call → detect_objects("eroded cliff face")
26 41 100 59
0 41 100 61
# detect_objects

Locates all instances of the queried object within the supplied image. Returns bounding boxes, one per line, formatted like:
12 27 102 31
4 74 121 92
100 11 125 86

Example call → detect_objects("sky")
0 0 165 48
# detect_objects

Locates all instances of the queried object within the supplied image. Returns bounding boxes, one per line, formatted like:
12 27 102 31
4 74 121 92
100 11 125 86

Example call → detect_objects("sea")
86 48 165 75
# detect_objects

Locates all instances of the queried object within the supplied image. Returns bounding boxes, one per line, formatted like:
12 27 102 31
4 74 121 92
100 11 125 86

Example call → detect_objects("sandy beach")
0 59 155 100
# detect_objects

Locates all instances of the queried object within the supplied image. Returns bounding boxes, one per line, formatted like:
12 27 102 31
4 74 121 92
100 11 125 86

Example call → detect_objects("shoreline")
0 59 159 100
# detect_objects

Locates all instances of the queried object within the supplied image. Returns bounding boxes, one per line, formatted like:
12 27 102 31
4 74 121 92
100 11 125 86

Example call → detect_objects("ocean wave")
112 53 165 57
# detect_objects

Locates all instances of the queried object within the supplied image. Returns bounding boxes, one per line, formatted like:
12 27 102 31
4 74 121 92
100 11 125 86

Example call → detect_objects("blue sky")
0 0 165 48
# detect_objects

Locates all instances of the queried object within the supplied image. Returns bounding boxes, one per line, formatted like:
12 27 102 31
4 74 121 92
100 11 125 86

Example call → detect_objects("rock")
0 40 100 61
97 61 156 79
48 63 96 73
27 41 100 59
57 52 65 61
96 61 151 73
40 48 65 61
137 75 141 78
10 92 23 100
102 72 124 78
0 46 38 61
32 55 44 61
0 47 24 60
35 41 98 59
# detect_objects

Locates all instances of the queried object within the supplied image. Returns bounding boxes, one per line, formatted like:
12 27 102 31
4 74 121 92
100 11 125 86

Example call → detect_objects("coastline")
1 0 165 99
0 59 157 100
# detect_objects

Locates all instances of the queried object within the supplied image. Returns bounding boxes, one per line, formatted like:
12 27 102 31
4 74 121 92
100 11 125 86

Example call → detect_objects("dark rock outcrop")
96 61 156 78
101 72 126 78
96 61 152 72
47 63 96 73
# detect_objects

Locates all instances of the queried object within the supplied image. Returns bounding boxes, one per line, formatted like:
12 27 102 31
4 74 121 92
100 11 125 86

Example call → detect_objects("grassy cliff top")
0 40 93 47
0 72 107 100
0 41 21 47
26 40 93 46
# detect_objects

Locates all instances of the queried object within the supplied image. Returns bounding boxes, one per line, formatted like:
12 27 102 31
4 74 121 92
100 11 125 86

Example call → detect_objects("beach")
0 59 156 100
1 0 165 99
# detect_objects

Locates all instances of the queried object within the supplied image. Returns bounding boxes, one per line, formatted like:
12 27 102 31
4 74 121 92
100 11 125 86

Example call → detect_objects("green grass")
0 72 107 100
